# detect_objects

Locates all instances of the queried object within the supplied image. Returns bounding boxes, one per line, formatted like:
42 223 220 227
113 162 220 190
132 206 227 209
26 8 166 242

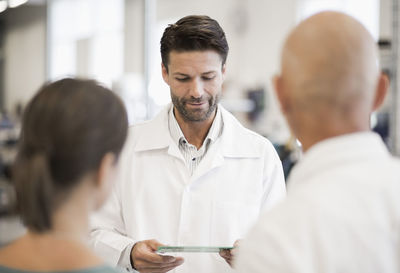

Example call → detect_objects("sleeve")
89 182 136 271
260 141 287 212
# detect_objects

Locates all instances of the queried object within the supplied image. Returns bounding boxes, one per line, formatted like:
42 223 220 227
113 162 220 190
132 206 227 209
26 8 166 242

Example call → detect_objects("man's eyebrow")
173 72 190 77
202 71 217 75
172 71 217 76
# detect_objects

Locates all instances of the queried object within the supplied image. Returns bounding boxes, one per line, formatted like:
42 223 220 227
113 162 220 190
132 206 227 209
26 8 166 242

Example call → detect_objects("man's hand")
219 240 240 268
131 239 184 273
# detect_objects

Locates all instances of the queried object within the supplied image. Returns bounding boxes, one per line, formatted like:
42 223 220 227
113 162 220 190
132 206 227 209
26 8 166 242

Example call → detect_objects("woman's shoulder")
59 265 120 273
0 237 23 266
0 235 112 273
78 265 121 273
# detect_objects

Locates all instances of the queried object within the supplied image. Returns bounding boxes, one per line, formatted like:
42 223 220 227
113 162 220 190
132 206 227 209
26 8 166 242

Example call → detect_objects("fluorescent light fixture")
9 0 29 8
0 0 7 13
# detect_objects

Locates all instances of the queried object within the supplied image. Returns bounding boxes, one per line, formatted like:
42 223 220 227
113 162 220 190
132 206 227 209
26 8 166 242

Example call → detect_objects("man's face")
162 50 226 123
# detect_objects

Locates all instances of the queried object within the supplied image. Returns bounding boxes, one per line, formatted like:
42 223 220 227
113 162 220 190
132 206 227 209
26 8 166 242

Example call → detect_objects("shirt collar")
287 131 390 187
168 104 222 148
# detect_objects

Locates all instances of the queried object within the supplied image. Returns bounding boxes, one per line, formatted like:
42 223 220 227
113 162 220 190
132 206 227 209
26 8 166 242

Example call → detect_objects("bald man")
235 11 400 273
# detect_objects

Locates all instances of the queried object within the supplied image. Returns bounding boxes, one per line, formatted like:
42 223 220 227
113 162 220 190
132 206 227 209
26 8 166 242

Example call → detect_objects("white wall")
125 0 144 74
3 5 46 113
378 0 400 155
226 0 296 141
379 0 391 39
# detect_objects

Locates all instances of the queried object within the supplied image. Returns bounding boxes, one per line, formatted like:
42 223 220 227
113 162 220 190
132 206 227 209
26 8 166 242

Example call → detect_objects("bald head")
275 11 387 150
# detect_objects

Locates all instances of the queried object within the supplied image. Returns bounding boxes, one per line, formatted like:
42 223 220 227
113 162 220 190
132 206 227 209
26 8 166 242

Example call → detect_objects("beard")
171 92 220 122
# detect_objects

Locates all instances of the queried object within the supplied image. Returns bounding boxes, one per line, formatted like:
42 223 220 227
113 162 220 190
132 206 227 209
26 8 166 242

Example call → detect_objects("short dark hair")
13 78 128 232
160 15 229 71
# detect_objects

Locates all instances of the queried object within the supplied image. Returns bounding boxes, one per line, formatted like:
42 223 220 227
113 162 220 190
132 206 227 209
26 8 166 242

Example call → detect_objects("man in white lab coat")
89 15 286 273
235 11 400 273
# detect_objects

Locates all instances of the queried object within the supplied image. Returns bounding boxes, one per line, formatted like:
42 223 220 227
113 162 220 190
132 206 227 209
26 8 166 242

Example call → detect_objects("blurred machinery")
0 177 15 216
375 0 400 156
388 0 400 156
0 111 25 247
247 88 265 122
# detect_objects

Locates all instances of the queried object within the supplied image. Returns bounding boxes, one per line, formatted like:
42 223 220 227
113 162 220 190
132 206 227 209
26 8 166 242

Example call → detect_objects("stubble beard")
171 92 220 122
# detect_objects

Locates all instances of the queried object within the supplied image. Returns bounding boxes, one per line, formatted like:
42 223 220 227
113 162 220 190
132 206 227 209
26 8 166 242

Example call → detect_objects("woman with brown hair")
0 78 128 273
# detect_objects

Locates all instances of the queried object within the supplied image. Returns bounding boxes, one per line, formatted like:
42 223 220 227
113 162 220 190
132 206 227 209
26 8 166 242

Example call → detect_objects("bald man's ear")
161 63 170 85
372 72 389 111
273 74 289 115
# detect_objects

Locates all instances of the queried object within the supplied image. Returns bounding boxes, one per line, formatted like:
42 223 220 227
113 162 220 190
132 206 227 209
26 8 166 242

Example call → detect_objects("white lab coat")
90 104 286 273
235 132 400 273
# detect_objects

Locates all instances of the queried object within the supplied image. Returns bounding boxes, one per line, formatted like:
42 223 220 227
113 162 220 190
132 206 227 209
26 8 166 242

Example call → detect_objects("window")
48 0 124 87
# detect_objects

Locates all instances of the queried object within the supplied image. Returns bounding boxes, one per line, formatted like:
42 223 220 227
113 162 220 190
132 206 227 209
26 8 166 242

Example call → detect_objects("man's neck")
299 125 370 152
174 109 216 149
292 110 371 152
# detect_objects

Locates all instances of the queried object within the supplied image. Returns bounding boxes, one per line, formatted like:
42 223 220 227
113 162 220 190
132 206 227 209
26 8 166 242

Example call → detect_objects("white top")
168 105 222 175
89 104 286 273
235 132 400 273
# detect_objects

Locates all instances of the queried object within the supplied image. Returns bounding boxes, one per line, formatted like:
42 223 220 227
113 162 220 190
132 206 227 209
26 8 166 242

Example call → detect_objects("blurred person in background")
235 11 400 273
90 15 286 273
0 78 128 273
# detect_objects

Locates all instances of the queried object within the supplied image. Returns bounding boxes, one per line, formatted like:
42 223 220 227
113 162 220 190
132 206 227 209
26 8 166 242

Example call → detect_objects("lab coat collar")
133 103 263 158
287 131 390 188
218 106 263 158
133 105 171 152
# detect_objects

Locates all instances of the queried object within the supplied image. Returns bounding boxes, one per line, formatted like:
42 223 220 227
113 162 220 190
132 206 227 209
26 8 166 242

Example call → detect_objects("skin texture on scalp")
276 11 382 151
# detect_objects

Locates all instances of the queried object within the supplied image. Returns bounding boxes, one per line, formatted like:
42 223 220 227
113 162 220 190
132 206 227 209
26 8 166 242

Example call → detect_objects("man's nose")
189 78 204 98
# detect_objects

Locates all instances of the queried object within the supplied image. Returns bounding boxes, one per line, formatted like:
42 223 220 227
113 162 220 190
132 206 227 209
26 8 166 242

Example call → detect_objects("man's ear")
273 74 289 115
372 72 389 111
222 64 227 81
161 63 170 85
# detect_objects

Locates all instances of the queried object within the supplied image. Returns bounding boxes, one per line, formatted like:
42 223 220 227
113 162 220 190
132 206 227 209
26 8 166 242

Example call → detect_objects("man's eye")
176 78 189 82
202 76 215 81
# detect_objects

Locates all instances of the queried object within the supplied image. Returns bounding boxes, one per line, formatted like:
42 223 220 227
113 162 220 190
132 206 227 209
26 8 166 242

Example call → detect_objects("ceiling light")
0 1 7 13
8 0 29 8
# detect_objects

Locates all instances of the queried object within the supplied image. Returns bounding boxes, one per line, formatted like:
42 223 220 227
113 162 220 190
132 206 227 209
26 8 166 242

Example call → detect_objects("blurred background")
0 0 399 245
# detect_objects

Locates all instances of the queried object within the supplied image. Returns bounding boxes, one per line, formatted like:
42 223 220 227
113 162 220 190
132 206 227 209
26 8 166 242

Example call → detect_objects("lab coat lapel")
133 104 184 162
219 106 263 158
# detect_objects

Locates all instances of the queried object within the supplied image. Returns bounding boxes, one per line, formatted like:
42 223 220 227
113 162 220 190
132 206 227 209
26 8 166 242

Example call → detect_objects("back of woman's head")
13 78 128 233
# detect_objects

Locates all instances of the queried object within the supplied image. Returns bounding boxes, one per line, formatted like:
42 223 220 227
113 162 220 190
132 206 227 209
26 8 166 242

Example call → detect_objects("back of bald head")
281 11 379 117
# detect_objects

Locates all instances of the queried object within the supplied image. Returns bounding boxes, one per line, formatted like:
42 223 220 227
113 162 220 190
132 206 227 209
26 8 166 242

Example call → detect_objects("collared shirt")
168 105 223 175
236 132 400 273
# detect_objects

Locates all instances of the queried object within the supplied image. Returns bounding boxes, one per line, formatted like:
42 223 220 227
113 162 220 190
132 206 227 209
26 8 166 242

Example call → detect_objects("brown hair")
160 15 229 72
13 78 128 232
